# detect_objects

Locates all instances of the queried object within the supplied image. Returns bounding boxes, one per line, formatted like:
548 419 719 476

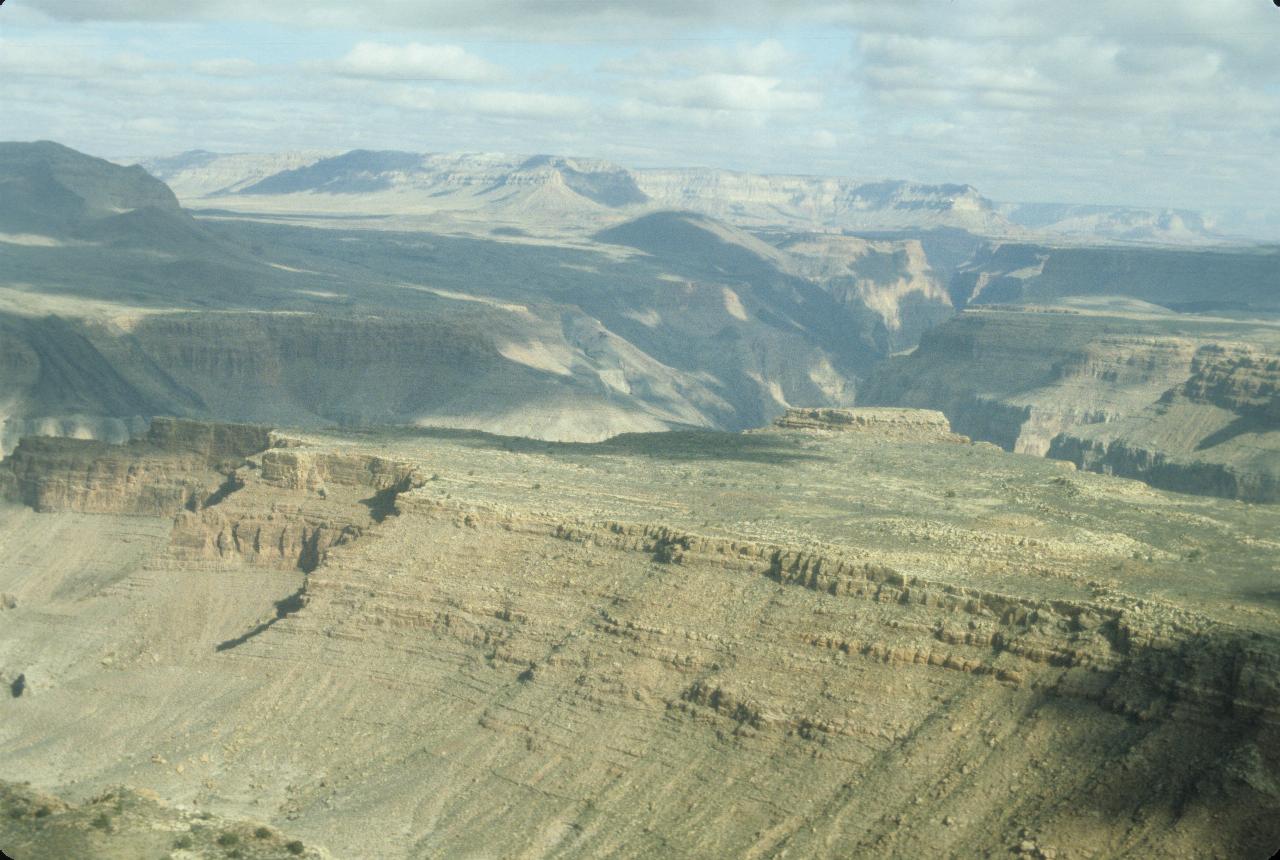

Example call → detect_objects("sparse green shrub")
90 812 112 830
34 805 51 818
943 489 957 498
286 840 306 856
254 825 273 839
174 834 194 849
216 831 240 847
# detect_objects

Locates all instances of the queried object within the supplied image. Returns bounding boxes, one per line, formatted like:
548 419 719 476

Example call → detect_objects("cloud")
854 27 1277 130
613 99 769 131
603 39 796 77
191 58 261 78
0 44 174 79
334 42 504 82
810 129 838 149
6 0 1280 220
21 0 1280 55
634 74 821 113
385 87 589 120
25 0 790 33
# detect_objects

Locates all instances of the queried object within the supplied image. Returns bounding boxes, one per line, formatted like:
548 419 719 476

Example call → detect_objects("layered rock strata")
1 420 1277 859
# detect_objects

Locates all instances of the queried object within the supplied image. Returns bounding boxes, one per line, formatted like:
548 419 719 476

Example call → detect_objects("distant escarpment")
860 305 1280 501
3 146 940 450
771 406 963 442
949 242 1280 313
0 141 227 258
142 148 1012 234
0 140 180 236
137 146 1279 247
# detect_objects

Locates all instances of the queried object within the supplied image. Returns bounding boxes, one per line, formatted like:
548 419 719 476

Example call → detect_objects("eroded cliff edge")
859 303 1280 502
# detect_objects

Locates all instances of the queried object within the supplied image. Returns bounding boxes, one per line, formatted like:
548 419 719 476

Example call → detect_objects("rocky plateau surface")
1 414 1277 858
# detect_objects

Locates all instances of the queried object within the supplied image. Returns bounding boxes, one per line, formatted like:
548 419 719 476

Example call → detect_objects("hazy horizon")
3 0 1279 227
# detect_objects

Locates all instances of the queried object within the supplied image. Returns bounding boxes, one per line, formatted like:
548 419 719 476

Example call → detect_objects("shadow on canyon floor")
345 425 831 466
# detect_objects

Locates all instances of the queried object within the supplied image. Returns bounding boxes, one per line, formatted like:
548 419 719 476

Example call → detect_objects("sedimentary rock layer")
1 419 1277 858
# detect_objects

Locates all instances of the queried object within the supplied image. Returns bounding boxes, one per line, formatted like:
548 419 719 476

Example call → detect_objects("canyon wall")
860 306 1280 501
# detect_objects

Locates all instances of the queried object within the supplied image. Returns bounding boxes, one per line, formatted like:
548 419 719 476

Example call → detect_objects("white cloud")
5 0 1279 219
634 74 821 112
335 42 504 83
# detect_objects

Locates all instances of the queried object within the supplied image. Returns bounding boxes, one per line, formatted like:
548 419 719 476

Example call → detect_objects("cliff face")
771 406 962 442
1048 436 1280 503
1 422 416 572
860 305 1280 501
1048 344 1280 502
860 309 1199 454
168 449 420 573
779 234 955 351
0 301 865 452
1177 345 1280 418
1 420 1278 859
0 418 274 514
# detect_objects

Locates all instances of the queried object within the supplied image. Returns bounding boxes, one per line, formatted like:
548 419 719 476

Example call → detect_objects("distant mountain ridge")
132 148 1245 244
136 148 1013 235
1 141 930 452
4 140 1277 505
0 141 180 236
999 202 1220 245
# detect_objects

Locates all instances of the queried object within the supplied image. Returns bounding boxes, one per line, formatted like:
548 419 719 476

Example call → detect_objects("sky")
2 0 1279 218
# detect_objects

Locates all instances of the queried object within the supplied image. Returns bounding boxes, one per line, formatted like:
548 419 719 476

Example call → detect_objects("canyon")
859 301 1280 501
0 414 1277 858
3 142 1277 506
0 140 1276 856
